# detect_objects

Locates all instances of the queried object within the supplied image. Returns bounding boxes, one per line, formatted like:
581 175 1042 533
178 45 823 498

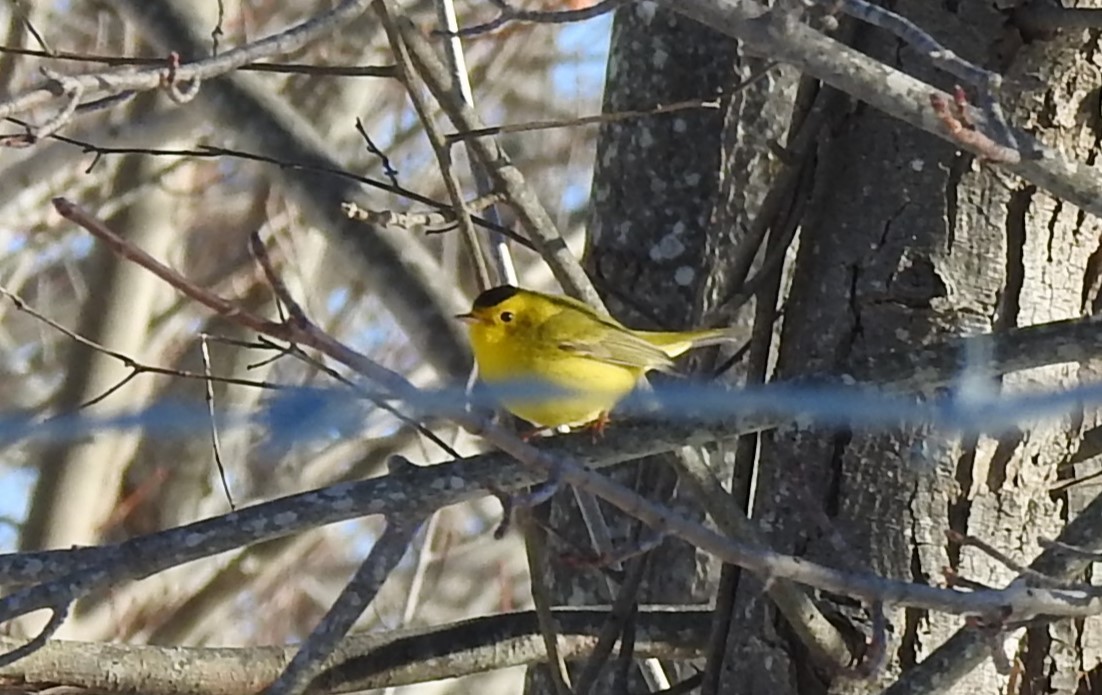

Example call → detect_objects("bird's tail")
640 327 741 359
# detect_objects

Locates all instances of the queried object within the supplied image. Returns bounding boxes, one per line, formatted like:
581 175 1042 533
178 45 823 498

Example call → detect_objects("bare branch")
377 2 492 289
394 10 604 309
664 0 1102 218
0 0 375 134
0 608 705 694
443 0 627 38
264 515 423 695
833 0 1000 89
0 44 398 76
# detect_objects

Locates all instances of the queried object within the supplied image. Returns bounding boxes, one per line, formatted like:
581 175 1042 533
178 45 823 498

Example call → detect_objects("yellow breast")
471 331 642 428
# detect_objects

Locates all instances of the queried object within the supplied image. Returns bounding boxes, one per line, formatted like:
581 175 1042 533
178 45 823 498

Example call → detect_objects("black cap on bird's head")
472 285 520 310
456 285 520 324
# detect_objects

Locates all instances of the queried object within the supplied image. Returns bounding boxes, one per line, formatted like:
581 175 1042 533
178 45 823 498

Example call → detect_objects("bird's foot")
587 412 611 442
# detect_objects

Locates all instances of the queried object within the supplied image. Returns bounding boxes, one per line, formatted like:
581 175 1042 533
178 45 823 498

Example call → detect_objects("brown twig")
54 198 416 396
54 198 462 466
0 283 283 396
243 231 463 461
248 232 308 325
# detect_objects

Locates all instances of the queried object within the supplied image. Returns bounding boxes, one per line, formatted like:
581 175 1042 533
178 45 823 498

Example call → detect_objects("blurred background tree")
0 1 605 691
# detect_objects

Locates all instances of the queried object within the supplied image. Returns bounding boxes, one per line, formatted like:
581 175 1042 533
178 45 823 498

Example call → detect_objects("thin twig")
0 44 398 77
353 118 400 189
396 14 602 308
948 530 1079 590
0 284 283 393
432 0 517 286
443 0 627 38
574 542 652 695
718 86 841 310
445 95 725 144
0 603 68 668
857 600 889 678
200 334 235 511
377 1 491 290
38 130 532 248
518 509 574 695
0 0 376 130
245 232 462 460
676 447 851 667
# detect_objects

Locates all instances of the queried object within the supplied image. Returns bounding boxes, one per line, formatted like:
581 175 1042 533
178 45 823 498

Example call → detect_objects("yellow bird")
457 285 737 430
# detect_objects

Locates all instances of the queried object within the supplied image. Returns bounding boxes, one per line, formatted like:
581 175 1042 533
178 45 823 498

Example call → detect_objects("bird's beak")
455 312 484 325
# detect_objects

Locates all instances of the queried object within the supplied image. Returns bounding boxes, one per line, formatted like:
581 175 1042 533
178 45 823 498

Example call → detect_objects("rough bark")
718 4 1102 693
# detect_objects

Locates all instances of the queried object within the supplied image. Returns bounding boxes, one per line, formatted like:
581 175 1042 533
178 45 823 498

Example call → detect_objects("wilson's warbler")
457 285 737 429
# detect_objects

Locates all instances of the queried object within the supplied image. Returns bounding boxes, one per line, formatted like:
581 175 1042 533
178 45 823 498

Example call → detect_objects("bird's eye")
500 311 514 323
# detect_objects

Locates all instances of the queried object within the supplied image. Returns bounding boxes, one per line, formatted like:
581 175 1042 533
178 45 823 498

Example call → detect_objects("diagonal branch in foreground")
263 514 424 695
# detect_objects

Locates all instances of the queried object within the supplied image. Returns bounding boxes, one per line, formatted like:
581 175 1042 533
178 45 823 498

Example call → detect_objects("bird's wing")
546 313 674 370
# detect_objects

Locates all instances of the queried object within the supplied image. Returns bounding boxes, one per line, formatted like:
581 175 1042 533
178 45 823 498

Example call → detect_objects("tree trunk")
540 2 1102 694
720 4 1102 693
525 3 798 692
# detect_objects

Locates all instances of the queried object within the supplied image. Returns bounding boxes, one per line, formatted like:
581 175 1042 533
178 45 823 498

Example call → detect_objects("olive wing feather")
541 311 674 370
